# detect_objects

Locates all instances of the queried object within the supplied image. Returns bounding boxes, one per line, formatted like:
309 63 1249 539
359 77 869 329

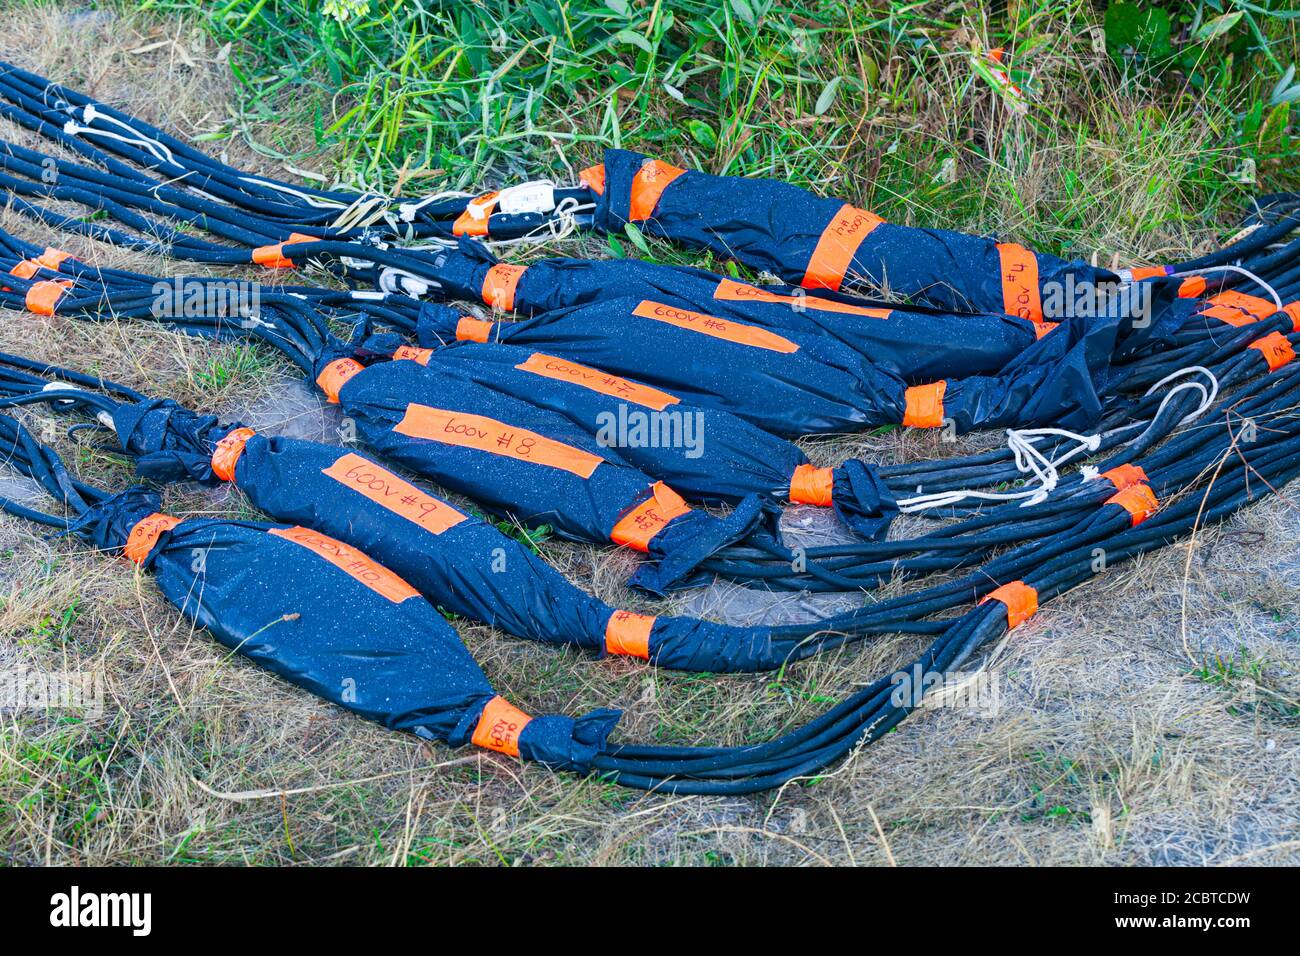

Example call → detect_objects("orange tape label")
631 300 799 353
628 159 685 221
394 404 604 479
1107 483 1158 526
481 263 526 311
996 243 1042 322
123 513 181 564
579 164 606 195
610 482 691 551
514 352 680 410
315 358 364 403
605 610 656 659
268 526 420 603
392 345 433 365
253 233 316 269
25 280 67 316
903 381 947 428
1249 331 1295 372
789 464 834 506
1201 290 1278 326
801 204 884 291
1099 464 1148 493
472 696 532 757
323 453 468 535
713 278 891 319
980 581 1038 629
456 317 494 342
1128 265 1169 281
453 192 500 237
211 427 256 482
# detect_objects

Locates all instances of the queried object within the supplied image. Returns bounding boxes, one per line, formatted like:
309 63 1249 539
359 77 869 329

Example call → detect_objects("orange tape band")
8 259 39 279
1098 463 1148 493
472 696 532 757
123 513 182 565
1106 483 1158 526
1033 321 1058 340
631 300 799 353
1284 302 1300 333
481 263 526 312
1128 265 1168 281
903 381 947 428
315 358 364 403
979 580 1038 629
605 610 656 659
456 317 494 343
252 233 317 269
789 463 834 507
268 526 420 603
712 277 891 319
394 404 604 479
453 192 500 237
801 204 884 292
37 248 71 269
996 243 1042 323
1177 276 1208 299
1200 290 1278 326
392 345 433 365
211 427 256 482
627 159 685 222
579 164 606 196
1248 331 1296 372
610 482 691 552
514 352 679 410
25 280 67 316
322 453 467 535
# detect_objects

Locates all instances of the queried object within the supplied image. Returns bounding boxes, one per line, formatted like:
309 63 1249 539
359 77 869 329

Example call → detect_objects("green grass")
125 0 1298 256
1 0 1298 867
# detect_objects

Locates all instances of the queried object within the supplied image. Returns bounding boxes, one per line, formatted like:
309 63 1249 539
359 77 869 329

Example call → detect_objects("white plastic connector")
497 181 556 216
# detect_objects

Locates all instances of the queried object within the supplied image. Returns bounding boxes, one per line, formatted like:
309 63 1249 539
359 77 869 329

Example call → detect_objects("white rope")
1169 264 1283 310
1142 365 1219 426
69 105 177 166
899 364 1222 513
897 426 1102 513
377 266 436 298
398 189 476 223
235 176 352 211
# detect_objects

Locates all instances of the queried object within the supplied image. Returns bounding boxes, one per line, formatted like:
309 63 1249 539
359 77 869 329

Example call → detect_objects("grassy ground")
0 0 1298 865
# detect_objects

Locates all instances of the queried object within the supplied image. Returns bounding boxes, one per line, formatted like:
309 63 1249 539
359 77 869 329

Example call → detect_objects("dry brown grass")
0 5 1297 866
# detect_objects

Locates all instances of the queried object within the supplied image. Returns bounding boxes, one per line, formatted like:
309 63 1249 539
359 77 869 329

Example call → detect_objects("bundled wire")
0 408 626 771
5 227 1297 600
0 351 952 671
4 339 1298 792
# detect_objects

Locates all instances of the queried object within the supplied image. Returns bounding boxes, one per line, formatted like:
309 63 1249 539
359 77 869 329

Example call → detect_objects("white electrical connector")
496 181 557 216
